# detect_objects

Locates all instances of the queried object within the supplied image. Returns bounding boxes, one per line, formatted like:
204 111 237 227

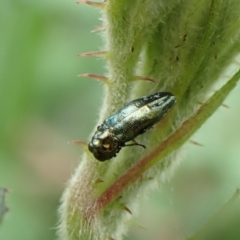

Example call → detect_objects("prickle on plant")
58 1 240 240
0 188 8 225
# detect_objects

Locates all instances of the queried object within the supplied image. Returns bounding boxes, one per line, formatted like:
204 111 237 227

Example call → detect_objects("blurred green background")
0 1 240 240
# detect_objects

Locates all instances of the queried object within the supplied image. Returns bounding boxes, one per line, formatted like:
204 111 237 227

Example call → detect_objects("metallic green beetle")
88 92 176 161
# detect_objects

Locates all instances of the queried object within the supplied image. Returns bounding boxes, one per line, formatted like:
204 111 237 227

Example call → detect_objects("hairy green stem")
58 1 240 239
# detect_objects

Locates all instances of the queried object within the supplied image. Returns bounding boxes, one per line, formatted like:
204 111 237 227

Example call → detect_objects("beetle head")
88 129 120 161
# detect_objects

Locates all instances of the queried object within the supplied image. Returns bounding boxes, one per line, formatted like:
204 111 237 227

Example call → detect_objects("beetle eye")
88 142 93 152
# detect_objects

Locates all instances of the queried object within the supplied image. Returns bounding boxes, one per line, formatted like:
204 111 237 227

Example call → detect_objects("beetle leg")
124 139 146 149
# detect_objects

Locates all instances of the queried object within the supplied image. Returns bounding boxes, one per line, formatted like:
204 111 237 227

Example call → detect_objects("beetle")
88 92 176 161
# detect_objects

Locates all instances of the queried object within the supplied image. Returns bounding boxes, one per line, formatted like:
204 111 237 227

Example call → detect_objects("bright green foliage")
58 1 240 239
